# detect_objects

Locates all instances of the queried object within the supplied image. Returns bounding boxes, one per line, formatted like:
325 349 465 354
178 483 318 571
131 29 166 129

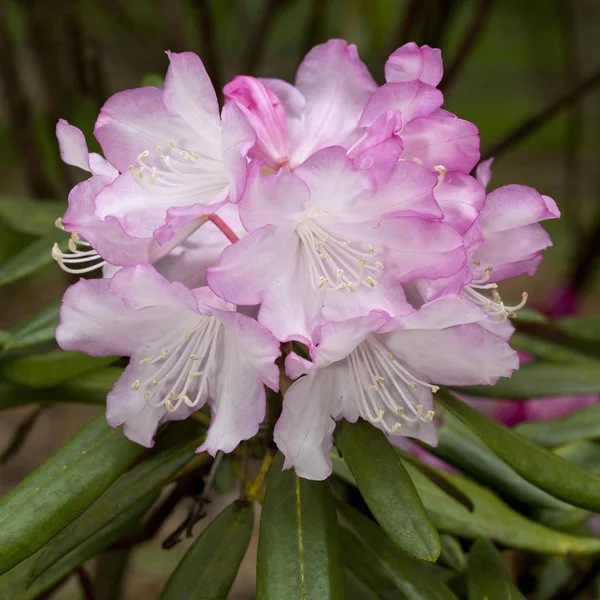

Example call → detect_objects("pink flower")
58 52 254 270
56 264 280 453
385 43 443 86
275 296 518 480
224 39 377 169
207 146 466 345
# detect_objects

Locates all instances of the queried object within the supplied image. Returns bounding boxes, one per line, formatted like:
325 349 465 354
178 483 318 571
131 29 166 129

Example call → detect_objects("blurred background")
1 0 600 598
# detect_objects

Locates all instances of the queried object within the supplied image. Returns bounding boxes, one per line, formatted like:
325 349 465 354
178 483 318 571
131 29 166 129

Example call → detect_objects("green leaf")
2 300 60 351
161 500 254 600
512 308 548 324
0 414 144 575
0 351 117 388
556 316 600 343
335 420 441 562
338 503 457 600
332 454 600 555
466 539 526 600
433 412 571 511
141 72 165 88
0 231 68 286
438 535 466 573
455 363 600 398
0 493 157 600
0 195 65 236
510 332 599 365
214 453 235 494
32 429 203 578
343 528 409 600
514 404 600 448
437 390 600 513
257 452 345 600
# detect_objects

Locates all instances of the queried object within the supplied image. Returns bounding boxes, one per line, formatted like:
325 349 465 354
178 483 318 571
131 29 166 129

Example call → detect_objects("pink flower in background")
275 296 518 480
207 146 466 344
56 264 280 454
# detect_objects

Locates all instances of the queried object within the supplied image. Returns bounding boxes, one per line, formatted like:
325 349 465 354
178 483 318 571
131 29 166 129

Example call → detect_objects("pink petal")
220 100 257 202
360 82 443 127
479 185 560 233
261 77 307 118
380 323 518 386
434 172 485 234
400 114 480 173
224 76 289 167
385 43 443 86
376 217 466 282
238 162 310 232
274 368 341 480
163 51 220 132
291 39 377 165
56 119 90 172
475 157 494 188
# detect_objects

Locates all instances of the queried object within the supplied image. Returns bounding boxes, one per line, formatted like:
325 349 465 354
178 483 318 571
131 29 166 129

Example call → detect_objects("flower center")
296 219 383 292
128 140 227 198
462 264 528 321
347 336 436 435
52 220 106 274
131 316 222 413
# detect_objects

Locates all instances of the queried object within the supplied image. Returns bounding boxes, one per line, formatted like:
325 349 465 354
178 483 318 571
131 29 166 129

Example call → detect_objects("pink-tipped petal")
56 119 91 172
385 43 443 86
475 157 494 188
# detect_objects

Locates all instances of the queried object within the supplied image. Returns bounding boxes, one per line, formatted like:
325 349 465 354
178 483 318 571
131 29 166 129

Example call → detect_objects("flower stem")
208 214 239 243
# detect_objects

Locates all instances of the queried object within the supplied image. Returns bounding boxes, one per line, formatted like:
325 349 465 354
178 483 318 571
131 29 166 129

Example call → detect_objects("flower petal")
385 43 443 86
56 119 90 171
400 114 480 173
291 39 377 165
435 172 485 234
360 81 443 127
475 157 494 188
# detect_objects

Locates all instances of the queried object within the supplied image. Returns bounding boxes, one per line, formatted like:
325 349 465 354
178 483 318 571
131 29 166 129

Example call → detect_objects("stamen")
433 164 447 187
51 234 106 275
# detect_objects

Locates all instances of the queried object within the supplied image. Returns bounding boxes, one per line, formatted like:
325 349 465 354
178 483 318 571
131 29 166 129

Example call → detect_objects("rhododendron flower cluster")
54 40 559 480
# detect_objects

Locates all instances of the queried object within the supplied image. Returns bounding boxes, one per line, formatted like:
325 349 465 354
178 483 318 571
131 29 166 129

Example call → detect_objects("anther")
391 422 402 432
161 349 169 358
151 378 159 386
169 390 179 400
431 385 439 393
131 380 140 390
143 391 150 401
55 217 65 230
140 357 153 364
165 400 175 412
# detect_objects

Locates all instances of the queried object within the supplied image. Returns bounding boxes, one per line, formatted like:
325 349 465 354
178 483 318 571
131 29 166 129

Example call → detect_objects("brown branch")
481 65 600 162
548 557 600 600
241 0 287 74
76 567 96 600
0 1 58 198
392 0 421 51
193 0 222 94
1 406 48 464
420 0 457 49
300 0 327 59
440 0 495 92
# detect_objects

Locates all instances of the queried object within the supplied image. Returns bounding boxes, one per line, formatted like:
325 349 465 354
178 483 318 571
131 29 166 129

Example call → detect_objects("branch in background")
420 0 457 49
0 405 48 464
241 0 287 74
157 0 188 51
549 557 600 600
93 549 131 600
481 65 600 161
391 0 420 51
300 0 327 59
76 567 96 600
440 0 495 92
557 0 584 238
193 0 222 94
0 2 59 198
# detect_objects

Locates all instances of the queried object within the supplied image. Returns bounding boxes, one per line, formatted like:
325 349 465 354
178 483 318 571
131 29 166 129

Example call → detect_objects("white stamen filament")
135 317 221 413
51 233 106 274
463 266 528 320
347 336 436 434
296 219 383 292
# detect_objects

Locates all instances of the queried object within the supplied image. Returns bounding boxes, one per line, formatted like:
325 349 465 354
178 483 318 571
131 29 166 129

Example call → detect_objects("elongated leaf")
456 363 600 397
510 332 599 365
2 300 60 351
433 412 571 511
514 404 600 448
33 430 203 578
347 570 396 600
0 367 120 411
0 231 68 286
0 493 157 600
556 316 600 343
331 454 600 555
338 504 457 600
437 391 600 512
0 196 65 236
438 535 466 573
161 500 253 600
0 351 117 388
467 539 526 600
257 452 345 600
343 528 409 600
335 420 440 561
0 414 144 575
